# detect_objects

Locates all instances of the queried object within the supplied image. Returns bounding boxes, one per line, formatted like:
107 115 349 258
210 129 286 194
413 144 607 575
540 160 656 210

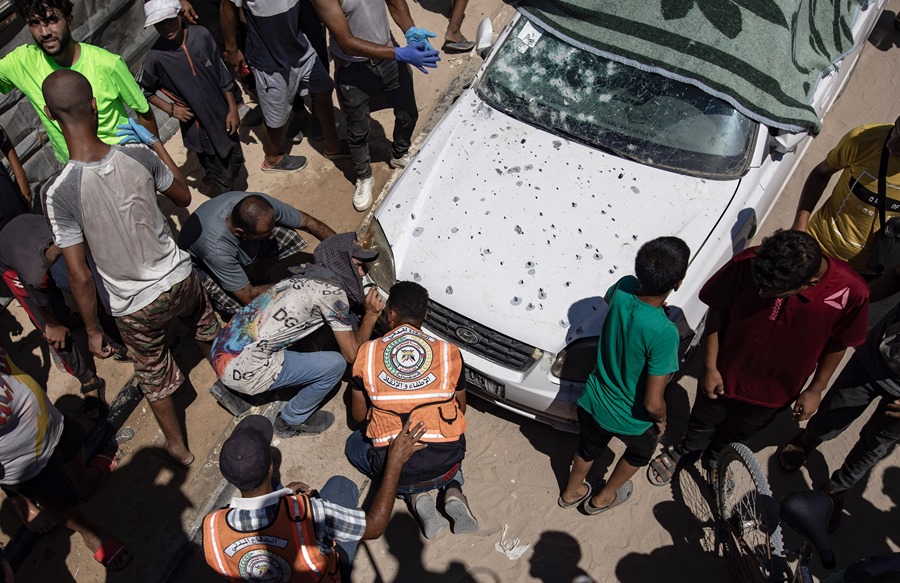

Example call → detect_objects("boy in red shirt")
648 230 869 485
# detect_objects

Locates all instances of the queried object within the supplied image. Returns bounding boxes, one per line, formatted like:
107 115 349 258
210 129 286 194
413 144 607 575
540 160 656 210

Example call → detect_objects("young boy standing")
559 237 689 514
138 0 244 195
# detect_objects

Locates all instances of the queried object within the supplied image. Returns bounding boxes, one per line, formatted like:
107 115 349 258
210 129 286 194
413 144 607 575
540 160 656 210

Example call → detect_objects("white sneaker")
389 152 412 169
353 177 374 211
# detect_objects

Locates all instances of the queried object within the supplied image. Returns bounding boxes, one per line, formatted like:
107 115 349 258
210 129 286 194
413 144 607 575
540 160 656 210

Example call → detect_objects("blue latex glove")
115 118 158 145
394 41 440 74
404 26 437 52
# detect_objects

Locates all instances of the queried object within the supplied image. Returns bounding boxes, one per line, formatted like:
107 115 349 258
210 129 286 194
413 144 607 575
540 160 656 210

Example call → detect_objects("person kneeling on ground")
559 237 688 514
648 230 869 486
0 348 128 571
345 281 478 538
179 191 336 316
203 414 425 581
209 233 384 435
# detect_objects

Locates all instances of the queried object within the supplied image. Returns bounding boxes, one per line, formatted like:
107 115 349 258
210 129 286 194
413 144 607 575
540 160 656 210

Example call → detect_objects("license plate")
464 367 505 400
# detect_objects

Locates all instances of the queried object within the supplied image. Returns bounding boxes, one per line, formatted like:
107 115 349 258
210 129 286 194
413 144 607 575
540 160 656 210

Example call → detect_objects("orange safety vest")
354 324 466 445
203 494 340 583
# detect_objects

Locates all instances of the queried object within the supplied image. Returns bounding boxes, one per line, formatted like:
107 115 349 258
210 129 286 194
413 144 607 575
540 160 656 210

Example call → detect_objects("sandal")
584 480 634 515
93 538 132 571
647 445 681 486
80 376 108 421
778 442 810 472
80 450 122 502
558 480 592 509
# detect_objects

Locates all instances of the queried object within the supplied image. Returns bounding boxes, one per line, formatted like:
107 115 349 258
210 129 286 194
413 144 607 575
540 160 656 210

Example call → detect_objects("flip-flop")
777 442 810 472
444 488 479 533
80 450 123 502
647 445 681 486
93 538 132 571
584 480 634 515
558 480 593 509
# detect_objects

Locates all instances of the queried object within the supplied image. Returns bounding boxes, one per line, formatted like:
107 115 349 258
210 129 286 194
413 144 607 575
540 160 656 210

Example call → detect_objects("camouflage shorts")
200 226 308 316
115 270 220 402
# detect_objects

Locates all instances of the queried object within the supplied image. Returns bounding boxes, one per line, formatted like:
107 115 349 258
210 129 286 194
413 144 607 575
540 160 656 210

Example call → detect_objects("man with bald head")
42 69 220 466
179 190 336 316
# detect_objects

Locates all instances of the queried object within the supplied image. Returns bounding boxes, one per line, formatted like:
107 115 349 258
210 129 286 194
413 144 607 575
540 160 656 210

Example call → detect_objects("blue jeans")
271 350 346 426
344 429 464 495
318 475 361 578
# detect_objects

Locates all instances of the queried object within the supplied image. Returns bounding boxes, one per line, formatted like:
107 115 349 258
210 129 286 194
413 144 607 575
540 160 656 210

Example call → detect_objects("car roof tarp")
517 0 866 133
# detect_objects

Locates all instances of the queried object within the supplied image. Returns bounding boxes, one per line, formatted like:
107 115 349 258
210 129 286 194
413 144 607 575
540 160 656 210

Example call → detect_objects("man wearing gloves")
311 0 440 211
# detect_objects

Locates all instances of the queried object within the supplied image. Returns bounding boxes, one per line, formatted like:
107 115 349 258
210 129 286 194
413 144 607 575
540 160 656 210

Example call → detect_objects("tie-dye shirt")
211 276 353 394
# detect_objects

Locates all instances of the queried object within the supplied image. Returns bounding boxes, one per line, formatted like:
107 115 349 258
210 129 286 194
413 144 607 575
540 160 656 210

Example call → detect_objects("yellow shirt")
809 124 900 274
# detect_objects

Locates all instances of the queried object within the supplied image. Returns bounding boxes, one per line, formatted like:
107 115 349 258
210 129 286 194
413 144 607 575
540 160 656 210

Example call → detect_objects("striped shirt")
225 487 366 553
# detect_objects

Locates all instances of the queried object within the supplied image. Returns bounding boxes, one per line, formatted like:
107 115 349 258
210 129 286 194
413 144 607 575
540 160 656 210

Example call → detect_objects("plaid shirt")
225 487 366 553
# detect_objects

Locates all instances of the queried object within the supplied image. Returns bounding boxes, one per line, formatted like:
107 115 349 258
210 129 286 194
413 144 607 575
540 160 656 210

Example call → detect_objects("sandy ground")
4 1 900 582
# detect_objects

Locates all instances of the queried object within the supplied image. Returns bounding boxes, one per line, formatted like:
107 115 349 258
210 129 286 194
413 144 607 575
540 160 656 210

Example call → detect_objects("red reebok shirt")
699 248 869 408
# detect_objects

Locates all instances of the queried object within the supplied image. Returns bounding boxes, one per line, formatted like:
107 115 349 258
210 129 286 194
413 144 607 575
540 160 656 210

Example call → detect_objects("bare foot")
560 482 589 506
10 495 55 534
152 438 195 466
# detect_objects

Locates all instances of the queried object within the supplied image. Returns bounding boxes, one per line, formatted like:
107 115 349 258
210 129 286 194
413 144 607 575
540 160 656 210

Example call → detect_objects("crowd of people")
0 0 899 580
0 0 475 578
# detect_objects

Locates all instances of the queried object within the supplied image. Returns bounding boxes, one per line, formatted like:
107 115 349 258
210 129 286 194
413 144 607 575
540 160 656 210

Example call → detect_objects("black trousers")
680 392 785 463
335 58 418 179
197 141 245 195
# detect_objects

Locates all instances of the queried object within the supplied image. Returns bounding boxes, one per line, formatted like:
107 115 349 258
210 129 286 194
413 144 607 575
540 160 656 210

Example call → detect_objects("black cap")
219 415 273 490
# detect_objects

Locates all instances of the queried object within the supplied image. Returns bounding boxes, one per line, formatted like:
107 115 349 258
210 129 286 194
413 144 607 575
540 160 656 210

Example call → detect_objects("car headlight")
360 219 396 290
550 338 599 382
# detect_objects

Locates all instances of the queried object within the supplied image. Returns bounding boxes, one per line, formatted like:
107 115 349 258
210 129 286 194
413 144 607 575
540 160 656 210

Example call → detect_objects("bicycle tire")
716 443 790 582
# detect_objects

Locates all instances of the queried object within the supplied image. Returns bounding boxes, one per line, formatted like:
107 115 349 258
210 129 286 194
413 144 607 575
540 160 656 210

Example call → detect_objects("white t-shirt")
45 145 192 316
0 350 63 485
211 276 354 394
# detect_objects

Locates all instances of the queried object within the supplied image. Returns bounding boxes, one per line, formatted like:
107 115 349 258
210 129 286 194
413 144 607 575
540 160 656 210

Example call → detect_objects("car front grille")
424 300 537 372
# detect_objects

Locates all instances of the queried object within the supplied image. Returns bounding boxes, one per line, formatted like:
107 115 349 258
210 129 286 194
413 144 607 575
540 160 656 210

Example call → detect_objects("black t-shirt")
237 0 312 74
0 162 26 232
0 214 59 309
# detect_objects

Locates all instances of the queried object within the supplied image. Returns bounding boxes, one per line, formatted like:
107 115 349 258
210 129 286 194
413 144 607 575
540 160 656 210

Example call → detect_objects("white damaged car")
361 6 883 431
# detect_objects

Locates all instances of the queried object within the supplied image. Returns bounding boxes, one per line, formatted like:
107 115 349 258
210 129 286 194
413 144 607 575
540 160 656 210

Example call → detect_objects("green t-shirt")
0 43 149 163
576 275 680 436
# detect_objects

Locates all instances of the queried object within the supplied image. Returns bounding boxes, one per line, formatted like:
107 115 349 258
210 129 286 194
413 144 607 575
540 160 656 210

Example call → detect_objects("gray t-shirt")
856 302 900 397
330 0 391 64
45 145 192 316
179 191 303 292
211 276 353 394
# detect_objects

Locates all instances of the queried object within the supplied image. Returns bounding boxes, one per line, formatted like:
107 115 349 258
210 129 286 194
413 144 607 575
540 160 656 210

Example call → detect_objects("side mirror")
769 130 807 154
476 17 494 59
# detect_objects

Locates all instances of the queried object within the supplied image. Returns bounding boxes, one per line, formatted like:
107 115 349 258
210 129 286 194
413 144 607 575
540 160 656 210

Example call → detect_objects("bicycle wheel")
716 443 790 582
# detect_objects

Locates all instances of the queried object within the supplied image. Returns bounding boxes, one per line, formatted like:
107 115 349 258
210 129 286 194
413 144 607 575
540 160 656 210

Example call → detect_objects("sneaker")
411 492 449 539
389 153 412 169
273 410 335 438
443 487 479 533
353 177 375 211
209 380 251 417
261 155 308 173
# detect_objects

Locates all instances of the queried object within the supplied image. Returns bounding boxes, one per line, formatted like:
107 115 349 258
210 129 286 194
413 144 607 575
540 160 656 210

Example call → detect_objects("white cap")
144 0 182 28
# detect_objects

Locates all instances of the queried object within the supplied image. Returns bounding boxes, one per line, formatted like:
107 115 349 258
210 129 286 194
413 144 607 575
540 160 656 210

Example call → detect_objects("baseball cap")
144 0 182 28
219 415 274 490
351 243 378 261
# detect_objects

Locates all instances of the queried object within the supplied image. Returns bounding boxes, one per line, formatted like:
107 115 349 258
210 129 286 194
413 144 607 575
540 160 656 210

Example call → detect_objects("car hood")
376 92 740 352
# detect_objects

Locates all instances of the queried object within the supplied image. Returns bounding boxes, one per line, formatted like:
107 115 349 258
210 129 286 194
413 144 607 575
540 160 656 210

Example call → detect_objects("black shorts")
3 417 86 512
576 406 659 467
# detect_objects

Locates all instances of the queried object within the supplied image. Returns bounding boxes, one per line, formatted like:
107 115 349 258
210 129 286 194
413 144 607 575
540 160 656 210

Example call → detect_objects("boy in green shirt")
1 0 157 163
558 236 689 514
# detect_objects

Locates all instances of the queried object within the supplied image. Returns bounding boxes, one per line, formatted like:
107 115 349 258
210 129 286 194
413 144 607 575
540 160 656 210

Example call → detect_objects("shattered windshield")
478 17 758 180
